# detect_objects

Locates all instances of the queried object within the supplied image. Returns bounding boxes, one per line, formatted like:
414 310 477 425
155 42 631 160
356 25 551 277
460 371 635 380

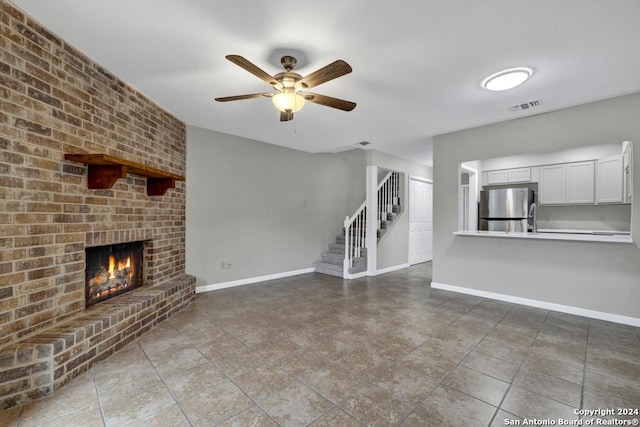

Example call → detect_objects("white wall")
433 93 640 322
186 125 366 287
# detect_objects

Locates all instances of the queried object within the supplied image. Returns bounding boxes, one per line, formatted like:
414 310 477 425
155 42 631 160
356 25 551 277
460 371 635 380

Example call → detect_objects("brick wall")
0 0 188 347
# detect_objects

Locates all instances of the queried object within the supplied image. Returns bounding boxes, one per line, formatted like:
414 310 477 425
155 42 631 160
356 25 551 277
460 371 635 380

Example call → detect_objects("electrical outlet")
598 216 605 222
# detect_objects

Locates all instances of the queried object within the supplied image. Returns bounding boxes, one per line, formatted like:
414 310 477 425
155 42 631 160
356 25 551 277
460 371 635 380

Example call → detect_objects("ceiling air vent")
509 99 542 112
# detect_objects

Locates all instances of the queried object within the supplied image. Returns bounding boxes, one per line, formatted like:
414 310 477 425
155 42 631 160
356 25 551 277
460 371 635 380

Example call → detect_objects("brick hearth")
1 0 195 409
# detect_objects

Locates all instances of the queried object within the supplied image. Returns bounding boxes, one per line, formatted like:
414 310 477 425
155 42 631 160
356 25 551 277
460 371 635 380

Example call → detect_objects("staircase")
313 233 368 277
314 171 401 278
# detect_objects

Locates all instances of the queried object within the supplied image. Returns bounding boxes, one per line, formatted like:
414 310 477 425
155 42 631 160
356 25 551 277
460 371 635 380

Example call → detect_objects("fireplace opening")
85 241 144 307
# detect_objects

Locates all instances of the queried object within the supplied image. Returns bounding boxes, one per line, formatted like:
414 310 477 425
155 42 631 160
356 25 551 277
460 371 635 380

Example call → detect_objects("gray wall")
186 125 366 286
433 93 640 320
368 150 434 181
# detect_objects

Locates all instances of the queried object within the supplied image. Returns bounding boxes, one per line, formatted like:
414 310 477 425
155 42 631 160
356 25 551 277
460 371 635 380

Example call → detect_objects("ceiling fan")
215 55 356 122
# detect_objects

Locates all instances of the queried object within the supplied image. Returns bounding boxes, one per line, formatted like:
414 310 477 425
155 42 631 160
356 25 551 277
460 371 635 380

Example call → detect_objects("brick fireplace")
0 0 195 410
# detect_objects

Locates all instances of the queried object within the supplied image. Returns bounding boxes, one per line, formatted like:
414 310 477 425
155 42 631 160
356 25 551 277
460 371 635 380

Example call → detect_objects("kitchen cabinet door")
596 155 623 204
486 170 508 185
508 168 531 182
566 161 595 204
623 143 633 203
539 165 566 204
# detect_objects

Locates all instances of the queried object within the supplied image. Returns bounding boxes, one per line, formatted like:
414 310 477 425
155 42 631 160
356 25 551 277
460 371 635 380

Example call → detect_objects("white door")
409 179 433 265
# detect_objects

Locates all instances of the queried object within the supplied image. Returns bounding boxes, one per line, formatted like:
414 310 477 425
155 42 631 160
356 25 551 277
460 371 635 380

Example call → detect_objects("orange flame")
108 256 131 279
108 255 115 279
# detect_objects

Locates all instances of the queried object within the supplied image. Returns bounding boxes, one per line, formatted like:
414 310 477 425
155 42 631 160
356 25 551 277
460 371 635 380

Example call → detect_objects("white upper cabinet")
540 161 595 205
508 168 532 183
539 164 566 204
486 170 508 185
566 161 595 204
596 155 623 204
483 167 532 185
481 141 632 206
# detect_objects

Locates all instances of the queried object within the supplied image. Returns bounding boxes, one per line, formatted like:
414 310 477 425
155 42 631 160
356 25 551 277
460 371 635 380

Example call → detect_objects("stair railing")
342 171 400 278
343 202 366 277
378 171 400 228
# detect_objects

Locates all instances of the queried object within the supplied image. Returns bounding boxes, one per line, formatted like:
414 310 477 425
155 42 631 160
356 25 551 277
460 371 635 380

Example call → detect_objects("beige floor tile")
212 348 270 378
90 342 153 379
420 385 497 427
180 380 254 426
126 403 191 427
461 350 520 382
398 348 457 381
309 406 365 426
416 336 472 363
143 343 209 377
258 379 334 427
218 405 279 426
373 363 439 405
339 383 414 427
9 263 640 426
500 385 577 421
233 363 297 401
20 404 104 427
441 366 510 406
274 348 331 377
299 362 363 403
338 347 394 380
513 367 582 407
306 335 358 361
162 361 228 401
490 409 522 427
251 337 302 361
400 407 453 426
100 376 176 427
521 351 585 384
583 368 640 405
18 374 99 426
582 387 640 421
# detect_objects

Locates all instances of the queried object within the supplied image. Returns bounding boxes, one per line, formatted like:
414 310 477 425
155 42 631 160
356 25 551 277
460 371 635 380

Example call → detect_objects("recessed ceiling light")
481 67 533 91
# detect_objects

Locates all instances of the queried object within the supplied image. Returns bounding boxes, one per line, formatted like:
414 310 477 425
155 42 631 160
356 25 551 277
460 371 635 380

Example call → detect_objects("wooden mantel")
65 153 185 196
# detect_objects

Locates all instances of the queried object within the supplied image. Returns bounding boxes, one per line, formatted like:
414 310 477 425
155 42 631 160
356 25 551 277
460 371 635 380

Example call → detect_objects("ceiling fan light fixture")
482 67 533 91
272 90 306 113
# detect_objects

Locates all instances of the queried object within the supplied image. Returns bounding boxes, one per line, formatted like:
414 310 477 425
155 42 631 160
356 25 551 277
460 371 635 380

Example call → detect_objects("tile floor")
3 262 640 426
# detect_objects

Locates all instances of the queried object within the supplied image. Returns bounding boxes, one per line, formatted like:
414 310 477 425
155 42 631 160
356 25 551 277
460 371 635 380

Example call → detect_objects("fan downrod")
281 56 297 72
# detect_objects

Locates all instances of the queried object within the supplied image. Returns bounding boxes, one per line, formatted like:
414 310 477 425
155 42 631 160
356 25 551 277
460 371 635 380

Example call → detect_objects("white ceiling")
11 0 640 166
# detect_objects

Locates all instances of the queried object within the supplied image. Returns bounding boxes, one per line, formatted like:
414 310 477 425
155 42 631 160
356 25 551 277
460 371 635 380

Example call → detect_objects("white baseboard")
345 271 368 280
196 267 315 293
374 263 411 276
431 282 640 327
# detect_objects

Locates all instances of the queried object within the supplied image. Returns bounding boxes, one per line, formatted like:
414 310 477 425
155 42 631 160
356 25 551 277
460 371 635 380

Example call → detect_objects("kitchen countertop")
453 230 634 243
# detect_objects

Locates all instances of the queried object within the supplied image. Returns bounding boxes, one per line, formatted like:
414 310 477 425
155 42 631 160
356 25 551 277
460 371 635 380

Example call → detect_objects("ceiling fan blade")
225 55 280 88
303 93 356 111
298 60 352 89
280 111 293 122
215 93 272 102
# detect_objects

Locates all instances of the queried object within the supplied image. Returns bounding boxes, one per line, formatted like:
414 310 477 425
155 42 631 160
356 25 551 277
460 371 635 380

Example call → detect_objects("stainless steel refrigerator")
479 188 534 232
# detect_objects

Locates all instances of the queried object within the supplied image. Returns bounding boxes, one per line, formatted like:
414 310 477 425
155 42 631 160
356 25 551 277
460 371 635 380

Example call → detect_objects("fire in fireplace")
85 241 144 307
